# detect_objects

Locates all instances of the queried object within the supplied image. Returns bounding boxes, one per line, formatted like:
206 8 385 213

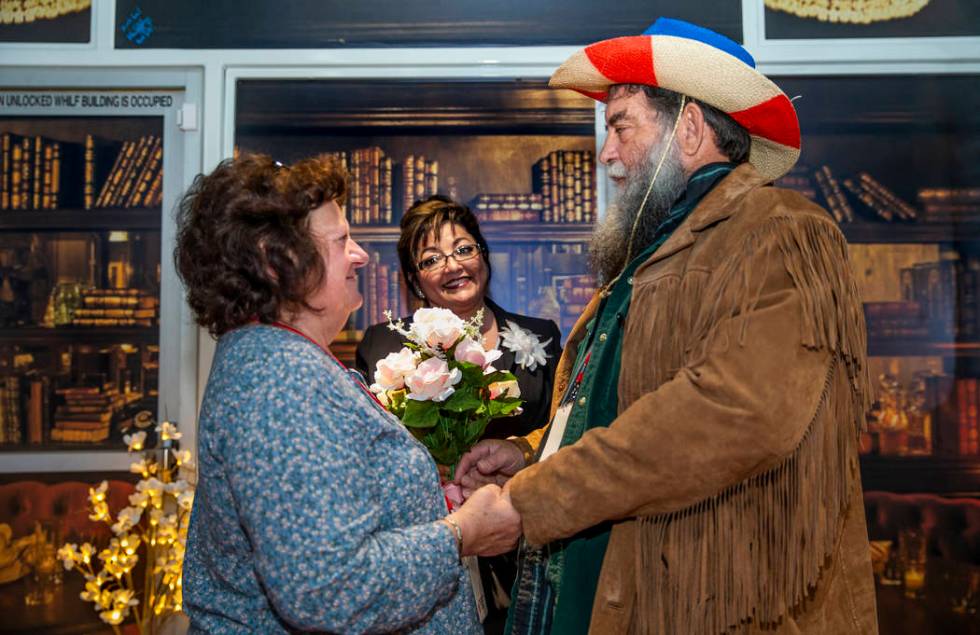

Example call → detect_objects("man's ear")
676 101 708 159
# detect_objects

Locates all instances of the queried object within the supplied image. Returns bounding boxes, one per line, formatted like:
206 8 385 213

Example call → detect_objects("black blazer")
355 298 562 439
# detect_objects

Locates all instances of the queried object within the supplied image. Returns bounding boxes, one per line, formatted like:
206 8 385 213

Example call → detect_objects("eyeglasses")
416 243 482 272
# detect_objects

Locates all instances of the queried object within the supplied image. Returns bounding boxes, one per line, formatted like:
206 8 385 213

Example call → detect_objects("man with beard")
455 17 877 635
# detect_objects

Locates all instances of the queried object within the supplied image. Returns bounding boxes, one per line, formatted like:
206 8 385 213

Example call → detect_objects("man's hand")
454 439 526 498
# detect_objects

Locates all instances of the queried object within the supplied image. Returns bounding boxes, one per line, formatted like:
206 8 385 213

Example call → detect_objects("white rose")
453 337 503 370
405 357 462 402
488 379 521 400
411 308 466 350
373 347 418 390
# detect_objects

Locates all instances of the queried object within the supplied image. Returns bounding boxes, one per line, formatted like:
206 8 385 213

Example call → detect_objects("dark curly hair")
397 195 492 302
174 153 347 336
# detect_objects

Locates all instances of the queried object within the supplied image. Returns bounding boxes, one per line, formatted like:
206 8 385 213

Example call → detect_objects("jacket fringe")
635 215 871 635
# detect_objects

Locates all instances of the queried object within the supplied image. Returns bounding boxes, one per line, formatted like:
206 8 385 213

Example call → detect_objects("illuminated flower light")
156 420 182 441
123 430 147 451
111 506 143 535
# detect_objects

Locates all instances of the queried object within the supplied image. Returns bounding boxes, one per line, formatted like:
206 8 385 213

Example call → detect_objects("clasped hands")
444 439 528 558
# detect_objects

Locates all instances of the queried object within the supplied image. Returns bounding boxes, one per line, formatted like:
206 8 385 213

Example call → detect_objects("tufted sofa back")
864 491 980 565
0 480 135 542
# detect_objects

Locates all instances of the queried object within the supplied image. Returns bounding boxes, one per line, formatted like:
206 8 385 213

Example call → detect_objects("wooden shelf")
351 222 593 244
0 326 158 345
842 221 980 244
0 208 162 231
868 339 980 357
860 455 980 496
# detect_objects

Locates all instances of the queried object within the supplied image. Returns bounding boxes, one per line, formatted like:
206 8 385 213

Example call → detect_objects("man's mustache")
607 162 627 179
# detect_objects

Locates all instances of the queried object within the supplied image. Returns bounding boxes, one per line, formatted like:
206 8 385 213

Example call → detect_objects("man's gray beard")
588 138 687 286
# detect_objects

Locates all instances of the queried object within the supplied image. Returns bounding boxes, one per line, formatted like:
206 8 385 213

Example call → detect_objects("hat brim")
550 34 801 181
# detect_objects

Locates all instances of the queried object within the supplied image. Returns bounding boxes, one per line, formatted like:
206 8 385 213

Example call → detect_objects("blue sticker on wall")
120 7 154 46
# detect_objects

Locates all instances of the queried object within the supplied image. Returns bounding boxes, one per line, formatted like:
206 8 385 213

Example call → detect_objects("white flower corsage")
499 320 552 372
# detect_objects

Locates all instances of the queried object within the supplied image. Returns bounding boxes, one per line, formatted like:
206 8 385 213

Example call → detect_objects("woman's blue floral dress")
184 324 480 634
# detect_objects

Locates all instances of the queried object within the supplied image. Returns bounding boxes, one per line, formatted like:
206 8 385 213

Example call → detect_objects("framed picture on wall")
762 0 980 39
0 0 91 44
743 0 980 65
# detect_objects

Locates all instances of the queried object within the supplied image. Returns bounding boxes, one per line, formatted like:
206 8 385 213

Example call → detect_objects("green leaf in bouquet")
488 398 523 418
456 362 487 387
423 418 462 466
463 416 490 447
443 386 484 413
402 399 439 429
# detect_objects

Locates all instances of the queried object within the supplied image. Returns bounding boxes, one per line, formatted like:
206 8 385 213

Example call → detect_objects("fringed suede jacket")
509 163 879 634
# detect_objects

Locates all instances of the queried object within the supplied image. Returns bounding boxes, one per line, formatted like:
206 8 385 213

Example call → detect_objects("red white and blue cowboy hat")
550 18 801 181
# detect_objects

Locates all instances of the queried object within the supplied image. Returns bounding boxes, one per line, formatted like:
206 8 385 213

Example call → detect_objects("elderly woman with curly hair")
176 154 521 634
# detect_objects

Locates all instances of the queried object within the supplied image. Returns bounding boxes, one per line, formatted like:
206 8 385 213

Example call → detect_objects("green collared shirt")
547 162 736 635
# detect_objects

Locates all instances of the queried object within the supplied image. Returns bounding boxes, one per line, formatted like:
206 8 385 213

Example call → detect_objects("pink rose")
373 347 418 391
453 337 503 370
405 357 462 402
488 379 521 400
411 308 466 350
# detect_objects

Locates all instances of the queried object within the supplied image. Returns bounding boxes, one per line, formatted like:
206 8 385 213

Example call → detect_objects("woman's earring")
413 283 425 300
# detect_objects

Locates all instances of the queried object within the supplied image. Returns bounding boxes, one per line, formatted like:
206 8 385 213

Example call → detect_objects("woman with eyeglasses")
356 194 561 443
355 194 561 633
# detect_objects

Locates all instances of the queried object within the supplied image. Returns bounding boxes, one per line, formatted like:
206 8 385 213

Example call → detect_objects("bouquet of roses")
370 307 524 476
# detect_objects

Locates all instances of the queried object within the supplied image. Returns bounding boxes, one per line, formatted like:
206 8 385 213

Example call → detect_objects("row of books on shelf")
321 147 441 226
0 132 163 212
51 384 143 443
862 255 980 341
532 150 596 224
775 165 978 225
68 288 159 328
0 344 159 445
0 376 135 445
312 146 595 227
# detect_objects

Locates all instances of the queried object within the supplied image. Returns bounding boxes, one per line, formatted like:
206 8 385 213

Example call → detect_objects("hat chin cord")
601 94 686 297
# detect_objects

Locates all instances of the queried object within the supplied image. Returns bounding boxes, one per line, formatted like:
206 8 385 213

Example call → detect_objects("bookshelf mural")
0 112 162 450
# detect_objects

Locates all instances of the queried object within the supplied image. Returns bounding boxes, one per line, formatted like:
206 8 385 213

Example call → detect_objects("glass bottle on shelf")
876 373 909 456
906 372 932 456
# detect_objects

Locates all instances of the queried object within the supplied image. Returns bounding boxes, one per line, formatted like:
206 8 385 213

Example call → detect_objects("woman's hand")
448 484 521 557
